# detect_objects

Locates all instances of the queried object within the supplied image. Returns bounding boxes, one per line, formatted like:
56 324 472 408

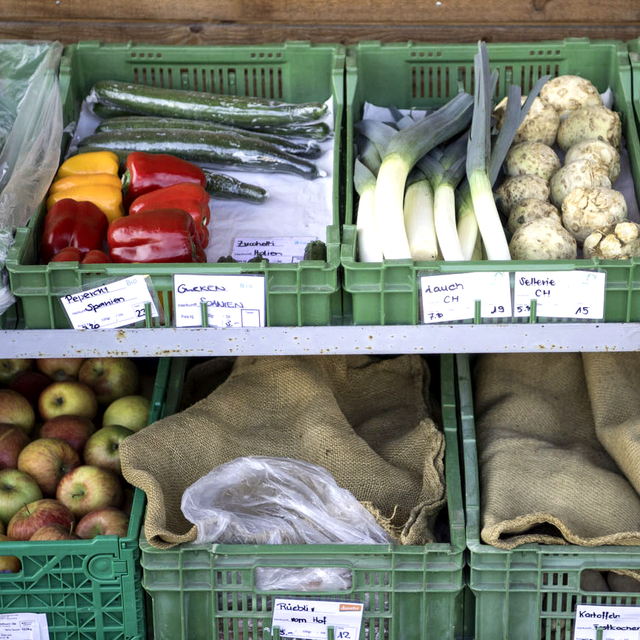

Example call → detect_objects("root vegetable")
583 222 640 259
509 217 577 260
495 174 550 215
549 159 611 209
507 198 561 234
556 105 622 152
561 187 627 244
564 139 621 183
493 96 559 145
539 75 602 118
505 142 561 182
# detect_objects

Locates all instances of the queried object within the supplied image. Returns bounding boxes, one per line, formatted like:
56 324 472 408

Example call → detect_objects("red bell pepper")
107 209 206 264
128 183 211 247
40 199 108 263
122 152 206 208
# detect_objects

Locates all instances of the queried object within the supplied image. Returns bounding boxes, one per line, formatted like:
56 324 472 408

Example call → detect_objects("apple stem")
24 503 31 515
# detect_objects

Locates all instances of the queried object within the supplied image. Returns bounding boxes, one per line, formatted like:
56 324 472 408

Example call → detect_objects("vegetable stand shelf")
0 324 639 358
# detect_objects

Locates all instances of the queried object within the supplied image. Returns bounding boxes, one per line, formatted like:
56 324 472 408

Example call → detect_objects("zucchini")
246 121 333 141
78 129 323 180
96 116 324 159
91 80 327 127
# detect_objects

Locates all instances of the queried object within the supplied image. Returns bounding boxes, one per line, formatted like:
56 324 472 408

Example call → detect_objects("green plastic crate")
6 40 345 329
139 355 466 640
0 357 172 640
342 39 640 325
457 353 640 640
629 38 640 136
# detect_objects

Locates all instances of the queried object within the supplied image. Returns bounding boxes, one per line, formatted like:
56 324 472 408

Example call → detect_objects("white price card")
173 274 266 328
420 272 512 323
60 276 158 330
514 271 606 319
272 599 364 640
574 604 640 640
232 237 318 264
0 613 50 640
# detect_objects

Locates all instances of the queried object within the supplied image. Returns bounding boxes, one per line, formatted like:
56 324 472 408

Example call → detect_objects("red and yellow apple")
0 389 36 435
83 425 133 475
17 438 81 496
102 395 150 432
76 507 129 539
36 358 85 382
0 359 33 386
8 371 52 410
7 499 74 541
0 469 43 525
30 523 80 541
0 533 21 573
38 382 97 422
56 465 122 518
0 424 30 469
40 415 95 453
78 358 139 405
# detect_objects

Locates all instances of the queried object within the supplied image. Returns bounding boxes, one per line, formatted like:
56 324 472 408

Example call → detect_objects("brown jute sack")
120 355 445 549
474 353 640 551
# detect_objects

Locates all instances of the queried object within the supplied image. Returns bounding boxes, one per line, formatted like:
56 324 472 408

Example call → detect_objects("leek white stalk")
403 171 439 261
456 198 478 260
374 92 474 260
354 158 383 262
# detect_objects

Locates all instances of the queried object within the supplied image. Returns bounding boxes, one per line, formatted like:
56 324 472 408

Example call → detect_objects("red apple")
18 438 81 496
56 466 122 518
76 507 129 539
38 381 98 422
36 358 84 382
0 533 21 573
0 389 36 435
40 415 95 453
0 424 30 469
83 425 133 475
0 359 33 386
9 371 53 409
7 499 74 541
78 358 139 405
0 469 43 525
30 523 80 541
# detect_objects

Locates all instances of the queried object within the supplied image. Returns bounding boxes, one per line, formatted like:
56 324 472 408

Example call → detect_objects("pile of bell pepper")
41 151 210 264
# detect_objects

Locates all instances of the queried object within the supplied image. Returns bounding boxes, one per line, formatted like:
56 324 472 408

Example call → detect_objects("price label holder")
271 599 364 639
0 612 50 639
419 272 512 323
232 236 318 264
60 276 160 330
574 604 640 640
514 270 606 321
173 274 266 328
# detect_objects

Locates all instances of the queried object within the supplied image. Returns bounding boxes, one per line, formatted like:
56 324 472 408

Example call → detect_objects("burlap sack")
474 353 640 551
121 355 445 549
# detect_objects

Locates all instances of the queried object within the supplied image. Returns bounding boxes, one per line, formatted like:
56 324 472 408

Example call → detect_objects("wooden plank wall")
0 0 638 45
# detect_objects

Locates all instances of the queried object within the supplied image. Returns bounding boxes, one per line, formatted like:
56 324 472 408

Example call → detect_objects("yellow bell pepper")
49 173 122 196
46 185 124 223
56 151 120 179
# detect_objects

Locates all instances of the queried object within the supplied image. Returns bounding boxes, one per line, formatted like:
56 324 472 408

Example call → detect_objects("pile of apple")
0 356 151 573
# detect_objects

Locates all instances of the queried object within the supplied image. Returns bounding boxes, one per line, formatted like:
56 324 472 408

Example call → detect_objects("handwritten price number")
427 312 444 321
80 323 100 330
575 306 590 316
337 632 353 639
517 304 531 313
135 308 146 318
490 305 505 315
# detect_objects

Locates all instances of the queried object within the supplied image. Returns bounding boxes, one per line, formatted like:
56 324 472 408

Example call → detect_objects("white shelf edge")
1 323 639 358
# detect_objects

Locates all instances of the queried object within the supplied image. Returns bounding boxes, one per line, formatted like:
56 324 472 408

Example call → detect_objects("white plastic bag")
0 41 63 315
181 456 393 545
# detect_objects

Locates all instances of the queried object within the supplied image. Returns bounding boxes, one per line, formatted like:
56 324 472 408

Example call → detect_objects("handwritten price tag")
420 272 512 323
514 271 605 320
173 274 266 328
574 604 640 640
272 599 364 640
60 277 158 330
232 237 318 264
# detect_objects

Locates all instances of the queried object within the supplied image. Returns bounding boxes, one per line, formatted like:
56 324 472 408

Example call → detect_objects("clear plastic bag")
254 567 353 592
0 41 63 315
181 456 393 545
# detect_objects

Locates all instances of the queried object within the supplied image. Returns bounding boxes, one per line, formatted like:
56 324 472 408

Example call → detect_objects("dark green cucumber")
202 170 267 204
91 80 327 127
78 128 322 180
96 116 324 159
245 121 332 141
91 102 139 119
